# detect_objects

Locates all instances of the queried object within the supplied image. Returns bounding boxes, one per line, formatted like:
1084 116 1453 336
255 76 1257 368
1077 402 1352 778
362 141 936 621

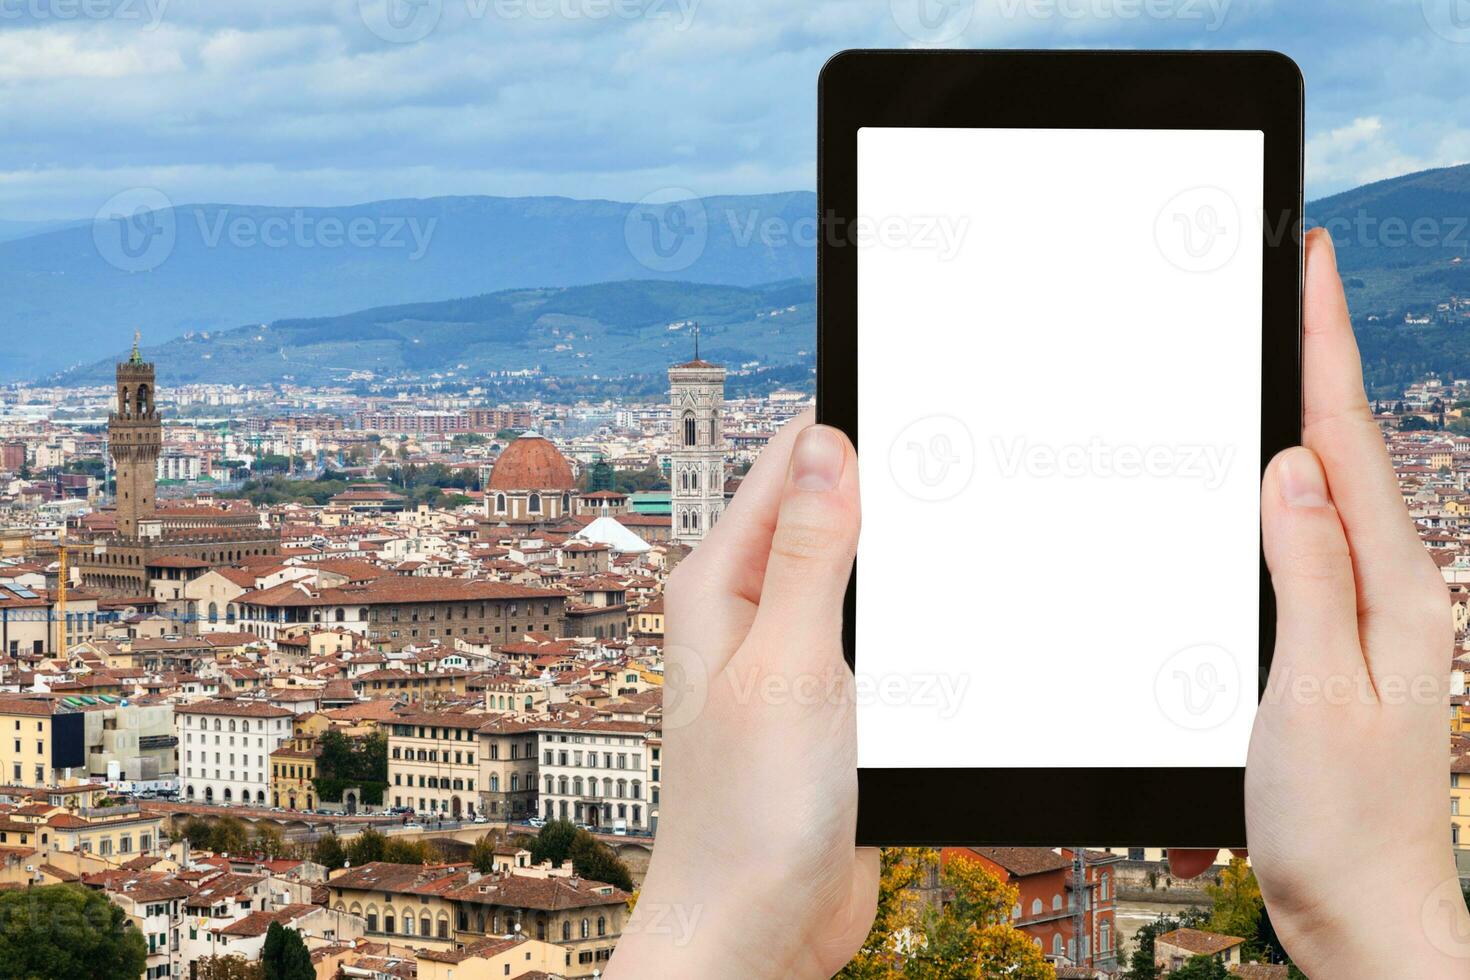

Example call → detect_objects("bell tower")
669 324 726 546
109 331 161 538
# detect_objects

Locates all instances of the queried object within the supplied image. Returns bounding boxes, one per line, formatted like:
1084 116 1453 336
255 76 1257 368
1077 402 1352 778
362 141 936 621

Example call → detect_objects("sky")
0 0 1468 220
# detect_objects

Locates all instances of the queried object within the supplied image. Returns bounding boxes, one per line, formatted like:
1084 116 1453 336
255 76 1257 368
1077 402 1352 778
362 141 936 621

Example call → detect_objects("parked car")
527 817 547 829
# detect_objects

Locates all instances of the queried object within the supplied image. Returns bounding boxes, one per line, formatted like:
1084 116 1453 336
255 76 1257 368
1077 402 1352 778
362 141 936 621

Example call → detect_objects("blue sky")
0 0 1467 220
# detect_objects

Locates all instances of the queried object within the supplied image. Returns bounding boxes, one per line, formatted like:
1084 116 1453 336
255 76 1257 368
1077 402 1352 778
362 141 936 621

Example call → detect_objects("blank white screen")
856 127 1264 768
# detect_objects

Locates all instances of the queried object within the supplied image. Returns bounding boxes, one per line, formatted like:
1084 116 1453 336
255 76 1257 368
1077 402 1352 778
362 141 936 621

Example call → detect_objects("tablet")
818 50 1303 847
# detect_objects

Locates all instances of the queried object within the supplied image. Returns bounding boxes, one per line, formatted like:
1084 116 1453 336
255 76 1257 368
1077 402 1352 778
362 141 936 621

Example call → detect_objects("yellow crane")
53 525 67 657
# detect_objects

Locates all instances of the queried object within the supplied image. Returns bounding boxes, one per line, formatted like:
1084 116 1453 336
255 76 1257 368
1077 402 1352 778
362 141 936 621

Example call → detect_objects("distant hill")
0 192 816 381
1310 162 1470 394
54 278 817 393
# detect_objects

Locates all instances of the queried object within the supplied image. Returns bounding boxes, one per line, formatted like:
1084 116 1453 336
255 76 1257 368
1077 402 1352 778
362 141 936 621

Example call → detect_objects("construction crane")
53 524 67 657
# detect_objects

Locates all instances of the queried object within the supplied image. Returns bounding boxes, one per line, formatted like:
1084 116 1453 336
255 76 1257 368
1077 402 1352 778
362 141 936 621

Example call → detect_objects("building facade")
177 699 294 805
668 340 726 546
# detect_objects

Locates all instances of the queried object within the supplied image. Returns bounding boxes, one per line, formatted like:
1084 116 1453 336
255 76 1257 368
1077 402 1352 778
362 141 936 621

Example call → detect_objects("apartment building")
477 715 540 820
387 712 483 817
0 695 86 787
176 699 294 806
535 715 656 832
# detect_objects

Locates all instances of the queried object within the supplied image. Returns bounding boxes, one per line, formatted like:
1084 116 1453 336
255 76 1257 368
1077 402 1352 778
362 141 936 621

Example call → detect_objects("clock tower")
669 325 726 546
109 332 161 538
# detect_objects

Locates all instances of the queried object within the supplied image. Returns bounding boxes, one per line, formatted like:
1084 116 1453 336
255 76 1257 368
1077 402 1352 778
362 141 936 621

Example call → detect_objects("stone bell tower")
109 331 161 538
668 324 726 546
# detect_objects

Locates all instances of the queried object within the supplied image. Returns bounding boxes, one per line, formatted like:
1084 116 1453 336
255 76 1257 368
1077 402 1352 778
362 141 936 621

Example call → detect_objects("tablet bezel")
817 49 1303 847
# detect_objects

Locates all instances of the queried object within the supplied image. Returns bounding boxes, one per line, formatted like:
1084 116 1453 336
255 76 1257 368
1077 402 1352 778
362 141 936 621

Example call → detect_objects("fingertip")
1264 446 1332 511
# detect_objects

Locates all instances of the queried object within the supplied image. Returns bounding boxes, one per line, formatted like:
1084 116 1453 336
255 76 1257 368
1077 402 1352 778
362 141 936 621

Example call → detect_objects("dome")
487 432 576 491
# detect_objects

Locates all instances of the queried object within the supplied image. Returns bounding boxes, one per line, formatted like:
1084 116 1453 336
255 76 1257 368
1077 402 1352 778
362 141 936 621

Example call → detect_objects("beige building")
1154 928 1244 973
0 695 86 787
387 712 483 818
476 715 540 821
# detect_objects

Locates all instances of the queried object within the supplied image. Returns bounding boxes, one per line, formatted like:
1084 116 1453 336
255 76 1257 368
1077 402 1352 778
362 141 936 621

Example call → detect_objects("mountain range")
0 192 817 382
55 278 816 393
11 164 1470 392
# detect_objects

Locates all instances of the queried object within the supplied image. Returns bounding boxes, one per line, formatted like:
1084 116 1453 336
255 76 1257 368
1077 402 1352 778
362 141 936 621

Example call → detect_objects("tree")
836 850 1054 980
382 837 438 865
182 816 216 849
253 825 290 859
312 832 347 869
1170 954 1230 980
261 923 314 980
213 816 251 855
528 819 580 866
527 821 634 890
196 955 265 980
346 827 387 866
569 834 634 891
1205 858 1262 959
468 832 501 874
0 884 147 979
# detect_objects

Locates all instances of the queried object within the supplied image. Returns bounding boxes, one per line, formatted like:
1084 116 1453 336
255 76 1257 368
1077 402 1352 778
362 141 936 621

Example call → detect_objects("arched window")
136 384 151 416
1053 934 1064 957
561 492 570 512
1052 894 1062 911
335 608 345 622
529 493 542 513
226 604 237 624
1100 872 1110 901
581 918 590 939
490 774 499 792
597 915 606 937
709 414 716 444
683 411 696 446
208 602 218 624
562 921 571 941
1030 899 1042 916
119 386 131 417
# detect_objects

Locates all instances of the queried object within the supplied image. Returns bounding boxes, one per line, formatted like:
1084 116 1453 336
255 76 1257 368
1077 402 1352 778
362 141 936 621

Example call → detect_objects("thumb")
1260 446 1362 677
744 424 860 663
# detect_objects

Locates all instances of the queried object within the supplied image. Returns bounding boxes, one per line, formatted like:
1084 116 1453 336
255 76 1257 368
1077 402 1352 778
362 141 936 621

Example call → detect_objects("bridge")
141 803 657 882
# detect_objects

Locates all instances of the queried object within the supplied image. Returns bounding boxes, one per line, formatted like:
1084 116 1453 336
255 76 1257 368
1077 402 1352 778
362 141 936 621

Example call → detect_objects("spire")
130 330 143 365
692 322 700 361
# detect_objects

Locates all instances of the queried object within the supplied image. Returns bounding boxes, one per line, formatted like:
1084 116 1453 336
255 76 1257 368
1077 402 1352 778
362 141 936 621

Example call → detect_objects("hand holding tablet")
820 49 1303 846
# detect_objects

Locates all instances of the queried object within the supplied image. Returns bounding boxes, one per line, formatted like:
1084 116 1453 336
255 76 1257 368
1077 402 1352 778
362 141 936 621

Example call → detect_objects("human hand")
604 413 878 980
1240 228 1467 976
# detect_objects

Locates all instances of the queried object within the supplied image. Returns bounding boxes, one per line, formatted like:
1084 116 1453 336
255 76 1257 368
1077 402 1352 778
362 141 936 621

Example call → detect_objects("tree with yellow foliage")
836 849 1055 979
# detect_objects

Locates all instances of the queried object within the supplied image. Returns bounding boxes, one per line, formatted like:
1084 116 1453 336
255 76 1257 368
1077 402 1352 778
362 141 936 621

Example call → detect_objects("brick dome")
487 432 576 491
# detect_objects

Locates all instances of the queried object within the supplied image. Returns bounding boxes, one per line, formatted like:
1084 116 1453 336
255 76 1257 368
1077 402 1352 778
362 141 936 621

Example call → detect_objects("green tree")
0 884 147 979
196 954 265 980
182 816 216 850
1169 954 1230 980
569 834 634 891
260 923 314 980
382 837 437 865
253 825 290 859
468 832 501 873
346 827 387 866
312 833 346 870
528 819 580 866
212 816 250 855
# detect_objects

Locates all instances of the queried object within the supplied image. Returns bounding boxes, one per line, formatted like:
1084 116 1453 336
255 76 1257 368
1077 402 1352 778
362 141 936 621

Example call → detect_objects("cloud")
0 0 1465 218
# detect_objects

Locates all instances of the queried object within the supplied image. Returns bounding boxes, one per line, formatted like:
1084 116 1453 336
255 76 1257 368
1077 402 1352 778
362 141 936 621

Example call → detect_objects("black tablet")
818 50 1303 847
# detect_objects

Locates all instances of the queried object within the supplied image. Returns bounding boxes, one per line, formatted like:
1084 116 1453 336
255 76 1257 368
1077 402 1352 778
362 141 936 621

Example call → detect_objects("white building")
156 451 203 481
176 699 293 806
536 716 657 832
668 332 726 546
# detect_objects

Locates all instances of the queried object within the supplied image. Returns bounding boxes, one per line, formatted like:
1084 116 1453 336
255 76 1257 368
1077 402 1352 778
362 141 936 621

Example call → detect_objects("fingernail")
790 426 846 491
1279 448 1329 508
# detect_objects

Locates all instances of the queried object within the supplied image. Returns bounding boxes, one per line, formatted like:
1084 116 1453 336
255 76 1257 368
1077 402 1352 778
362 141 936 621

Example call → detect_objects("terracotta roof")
175 698 293 719
1158 928 1246 956
487 433 575 492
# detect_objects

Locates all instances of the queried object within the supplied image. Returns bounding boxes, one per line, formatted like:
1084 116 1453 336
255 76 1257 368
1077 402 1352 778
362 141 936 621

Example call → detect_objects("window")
683 412 696 446
1030 899 1042 916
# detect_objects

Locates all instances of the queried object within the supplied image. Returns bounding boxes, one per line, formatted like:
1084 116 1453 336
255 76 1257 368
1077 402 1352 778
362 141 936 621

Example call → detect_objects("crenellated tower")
109 331 161 538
